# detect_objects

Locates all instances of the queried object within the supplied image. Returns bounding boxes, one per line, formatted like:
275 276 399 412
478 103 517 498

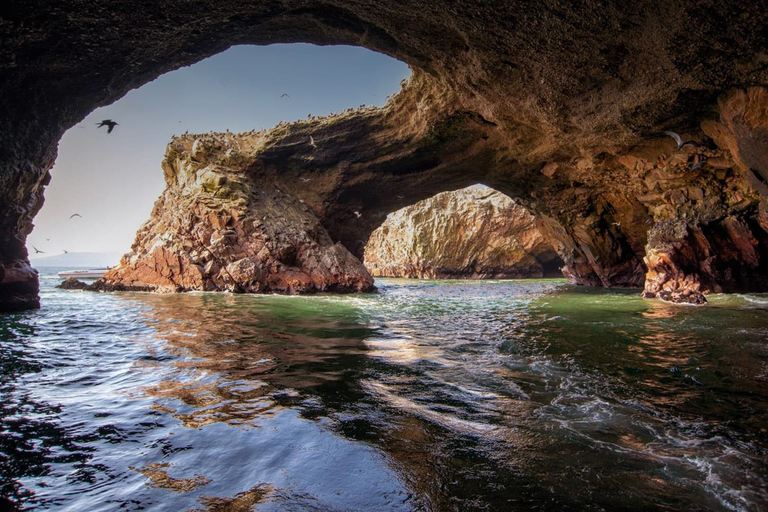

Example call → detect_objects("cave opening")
363 184 565 280
26 43 411 270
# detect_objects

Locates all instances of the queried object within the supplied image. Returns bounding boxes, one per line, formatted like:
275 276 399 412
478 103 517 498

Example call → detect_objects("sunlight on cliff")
28 44 410 266
364 184 564 279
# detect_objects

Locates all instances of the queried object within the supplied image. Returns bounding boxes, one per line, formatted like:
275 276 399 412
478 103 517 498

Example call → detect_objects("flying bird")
281 93 290 98
664 131 700 150
69 213 82 219
353 211 362 218
32 246 44 254
62 249 68 254
309 136 318 150
690 158 706 171
299 177 312 182
96 119 119 133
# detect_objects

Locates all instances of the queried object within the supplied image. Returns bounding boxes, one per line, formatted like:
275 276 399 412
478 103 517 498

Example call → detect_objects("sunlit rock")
364 185 561 279
102 134 374 294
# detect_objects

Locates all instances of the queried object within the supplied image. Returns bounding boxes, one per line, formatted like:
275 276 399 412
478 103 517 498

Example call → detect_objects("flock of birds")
31 213 82 255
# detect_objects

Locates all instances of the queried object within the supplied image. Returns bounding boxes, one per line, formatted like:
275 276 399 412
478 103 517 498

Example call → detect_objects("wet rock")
364 185 561 279
57 278 90 290
0 259 40 311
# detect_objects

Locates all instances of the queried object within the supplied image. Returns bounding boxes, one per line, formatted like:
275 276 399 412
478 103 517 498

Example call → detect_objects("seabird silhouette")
309 136 318 150
62 249 68 254
664 131 699 150
353 211 362 218
32 246 44 254
299 177 312 182
281 93 290 98
96 119 119 133
70 213 82 219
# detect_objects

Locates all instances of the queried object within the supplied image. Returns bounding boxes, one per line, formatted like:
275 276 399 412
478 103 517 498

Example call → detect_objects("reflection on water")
0 273 767 511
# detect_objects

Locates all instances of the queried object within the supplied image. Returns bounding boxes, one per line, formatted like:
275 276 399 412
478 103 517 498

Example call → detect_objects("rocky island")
99 133 373 294
364 185 562 279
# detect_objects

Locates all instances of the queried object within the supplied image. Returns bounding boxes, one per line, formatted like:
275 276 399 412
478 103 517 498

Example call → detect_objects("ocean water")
1 268 767 511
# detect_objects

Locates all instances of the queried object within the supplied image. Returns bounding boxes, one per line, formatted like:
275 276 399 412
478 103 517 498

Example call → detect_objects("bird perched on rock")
664 131 700 150
96 119 119 133
69 213 82 219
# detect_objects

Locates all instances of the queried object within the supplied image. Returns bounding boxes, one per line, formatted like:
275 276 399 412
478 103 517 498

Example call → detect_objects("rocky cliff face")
3 1 768 309
102 133 373 294
364 185 561 278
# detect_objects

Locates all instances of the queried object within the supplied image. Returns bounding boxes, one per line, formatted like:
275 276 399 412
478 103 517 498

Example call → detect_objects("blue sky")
28 44 410 257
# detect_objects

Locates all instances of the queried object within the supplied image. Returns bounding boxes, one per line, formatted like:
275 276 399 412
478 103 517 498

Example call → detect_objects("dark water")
1 269 767 511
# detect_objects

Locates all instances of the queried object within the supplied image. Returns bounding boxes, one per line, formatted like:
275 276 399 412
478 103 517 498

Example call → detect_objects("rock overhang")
2 1 768 308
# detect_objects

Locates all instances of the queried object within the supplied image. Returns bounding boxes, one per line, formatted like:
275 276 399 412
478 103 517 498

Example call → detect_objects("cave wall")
2 1 768 309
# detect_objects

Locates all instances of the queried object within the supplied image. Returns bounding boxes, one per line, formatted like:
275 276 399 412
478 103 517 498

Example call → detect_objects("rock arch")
2 1 768 309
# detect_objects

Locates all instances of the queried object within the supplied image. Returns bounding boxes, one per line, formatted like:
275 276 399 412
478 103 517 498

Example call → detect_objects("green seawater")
0 272 766 510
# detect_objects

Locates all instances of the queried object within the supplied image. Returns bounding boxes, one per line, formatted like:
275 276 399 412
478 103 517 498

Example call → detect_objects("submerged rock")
102 134 374 294
364 185 561 278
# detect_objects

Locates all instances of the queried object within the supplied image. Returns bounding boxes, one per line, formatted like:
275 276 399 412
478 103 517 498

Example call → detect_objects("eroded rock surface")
3 2 768 308
364 185 561 278
102 134 373 294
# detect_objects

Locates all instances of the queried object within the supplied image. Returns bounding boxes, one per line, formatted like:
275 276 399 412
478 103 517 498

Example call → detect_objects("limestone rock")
364 185 561 278
102 134 374 294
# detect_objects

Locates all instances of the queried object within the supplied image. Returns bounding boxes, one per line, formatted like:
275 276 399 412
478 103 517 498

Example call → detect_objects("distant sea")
30 251 122 268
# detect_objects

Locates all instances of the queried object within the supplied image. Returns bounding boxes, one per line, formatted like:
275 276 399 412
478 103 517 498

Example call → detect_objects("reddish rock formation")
3 2 768 309
363 185 561 278
102 133 373 294
637 90 768 303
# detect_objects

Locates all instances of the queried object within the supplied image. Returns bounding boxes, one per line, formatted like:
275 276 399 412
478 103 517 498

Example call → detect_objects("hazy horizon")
27 44 410 257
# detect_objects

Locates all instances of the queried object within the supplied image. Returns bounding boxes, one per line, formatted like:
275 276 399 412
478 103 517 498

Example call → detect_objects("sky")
28 44 410 259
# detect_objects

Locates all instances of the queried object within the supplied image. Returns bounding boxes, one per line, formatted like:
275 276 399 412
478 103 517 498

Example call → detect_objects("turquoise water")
1 270 767 510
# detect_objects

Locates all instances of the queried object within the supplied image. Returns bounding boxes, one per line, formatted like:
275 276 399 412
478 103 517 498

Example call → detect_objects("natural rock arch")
2 1 768 309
